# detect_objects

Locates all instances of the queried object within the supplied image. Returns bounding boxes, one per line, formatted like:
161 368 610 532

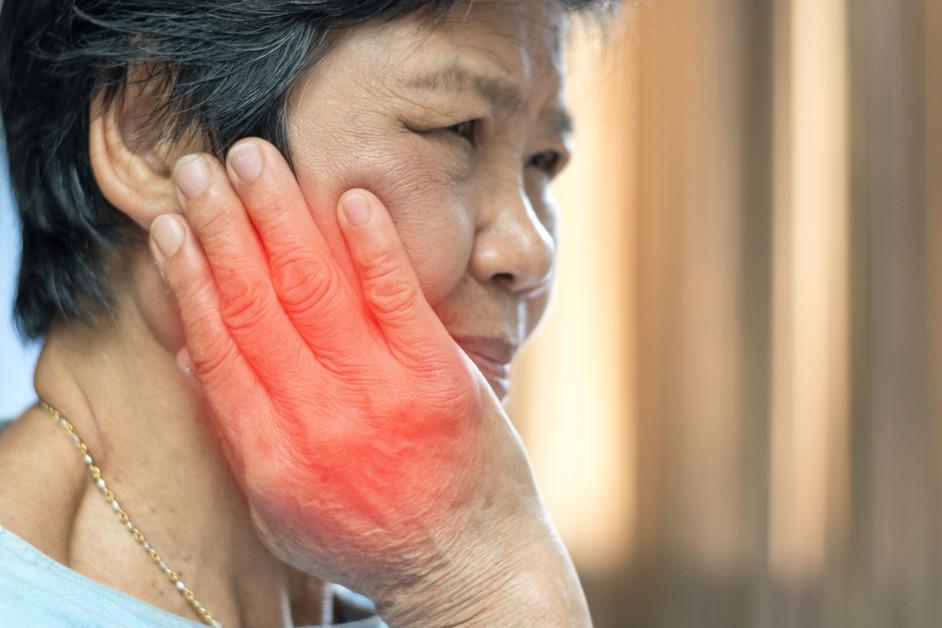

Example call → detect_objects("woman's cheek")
295 142 475 307
525 291 552 340
374 157 475 306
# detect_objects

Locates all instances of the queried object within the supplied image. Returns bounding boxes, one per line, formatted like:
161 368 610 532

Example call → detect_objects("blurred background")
1 0 939 627
0 141 39 418
506 1 941 627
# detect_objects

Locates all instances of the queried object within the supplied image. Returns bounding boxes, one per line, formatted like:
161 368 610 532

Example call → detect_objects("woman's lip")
450 335 516 399
461 350 511 400
450 335 518 366
463 349 511 379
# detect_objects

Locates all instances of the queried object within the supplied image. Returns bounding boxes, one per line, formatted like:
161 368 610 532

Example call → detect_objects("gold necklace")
39 400 223 628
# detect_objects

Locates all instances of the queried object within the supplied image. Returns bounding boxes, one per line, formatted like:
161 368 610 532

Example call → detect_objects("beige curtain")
510 1 942 626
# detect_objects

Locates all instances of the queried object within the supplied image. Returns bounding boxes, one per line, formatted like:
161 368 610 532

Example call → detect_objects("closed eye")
528 150 565 177
444 119 480 146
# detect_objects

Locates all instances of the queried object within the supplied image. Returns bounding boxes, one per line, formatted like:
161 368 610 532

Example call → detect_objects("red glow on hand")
155 140 507 594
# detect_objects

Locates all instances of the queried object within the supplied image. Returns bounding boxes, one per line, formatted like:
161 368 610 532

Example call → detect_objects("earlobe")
88 95 182 229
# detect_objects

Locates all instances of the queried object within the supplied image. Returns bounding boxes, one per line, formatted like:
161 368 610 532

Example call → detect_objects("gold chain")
39 400 223 628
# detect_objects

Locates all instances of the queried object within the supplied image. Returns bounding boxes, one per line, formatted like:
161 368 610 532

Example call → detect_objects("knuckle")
363 262 420 317
188 189 234 237
367 280 420 318
218 272 275 334
267 243 312 277
248 188 293 225
192 335 240 385
420 365 478 420
359 247 399 283
388 334 441 367
273 254 344 317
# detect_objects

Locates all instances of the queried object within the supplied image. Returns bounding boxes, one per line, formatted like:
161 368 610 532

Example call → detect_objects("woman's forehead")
333 2 566 104
339 1 563 77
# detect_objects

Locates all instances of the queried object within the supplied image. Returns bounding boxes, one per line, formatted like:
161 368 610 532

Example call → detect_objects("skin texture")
153 145 575 623
0 1 590 626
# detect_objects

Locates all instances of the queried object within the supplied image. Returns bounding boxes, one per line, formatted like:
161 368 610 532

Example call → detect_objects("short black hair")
0 0 611 340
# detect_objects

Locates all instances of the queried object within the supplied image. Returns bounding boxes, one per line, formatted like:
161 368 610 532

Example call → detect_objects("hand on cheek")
147 139 535 603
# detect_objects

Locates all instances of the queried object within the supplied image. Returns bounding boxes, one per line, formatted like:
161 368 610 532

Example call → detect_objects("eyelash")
529 151 563 176
441 119 565 177
444 119 480 146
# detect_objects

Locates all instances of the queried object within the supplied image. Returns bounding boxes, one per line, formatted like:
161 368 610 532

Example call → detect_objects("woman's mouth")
450 335 516 400
467 351 511 399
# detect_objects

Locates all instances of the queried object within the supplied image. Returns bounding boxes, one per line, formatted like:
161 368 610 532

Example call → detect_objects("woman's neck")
26 300 328 627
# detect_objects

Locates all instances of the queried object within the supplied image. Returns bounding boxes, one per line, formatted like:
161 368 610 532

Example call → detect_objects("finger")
172 153 322 392
335 189 454 365
149 213 273 464
224 140 371 362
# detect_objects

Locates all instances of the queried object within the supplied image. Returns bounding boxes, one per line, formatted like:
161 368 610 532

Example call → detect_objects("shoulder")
0 406 87 565
0 526 202 627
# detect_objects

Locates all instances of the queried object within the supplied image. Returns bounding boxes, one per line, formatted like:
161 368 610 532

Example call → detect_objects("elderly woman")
0 0 608 626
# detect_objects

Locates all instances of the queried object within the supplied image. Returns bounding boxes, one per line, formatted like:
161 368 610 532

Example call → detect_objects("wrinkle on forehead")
402 61 574 136
433 0 565 75
289 0 568 129
406 63 528 115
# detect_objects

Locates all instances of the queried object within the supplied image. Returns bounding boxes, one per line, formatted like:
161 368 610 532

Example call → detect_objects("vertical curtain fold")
511 1 940 625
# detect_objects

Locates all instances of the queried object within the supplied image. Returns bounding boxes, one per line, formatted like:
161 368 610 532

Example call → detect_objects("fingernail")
228 142 263 182
151 214 185 258
174 154 211 199
342 192 372 227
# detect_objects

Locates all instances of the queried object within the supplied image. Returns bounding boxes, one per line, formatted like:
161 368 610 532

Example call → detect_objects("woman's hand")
148 139 590 626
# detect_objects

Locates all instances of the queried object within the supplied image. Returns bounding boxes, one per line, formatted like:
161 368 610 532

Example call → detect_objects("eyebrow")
405 65 575 137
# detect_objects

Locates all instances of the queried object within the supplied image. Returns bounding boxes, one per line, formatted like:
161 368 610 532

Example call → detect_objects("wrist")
375 514 591 627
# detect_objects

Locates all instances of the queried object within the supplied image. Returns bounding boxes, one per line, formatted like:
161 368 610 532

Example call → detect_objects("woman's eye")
529 150 563 176
444 120 479 146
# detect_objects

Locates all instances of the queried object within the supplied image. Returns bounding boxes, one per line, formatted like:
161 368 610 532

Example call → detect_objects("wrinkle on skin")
285 1 568 342
3 3 574 626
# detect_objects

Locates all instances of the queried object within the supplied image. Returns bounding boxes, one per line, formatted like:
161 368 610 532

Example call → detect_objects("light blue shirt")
0 418 384 627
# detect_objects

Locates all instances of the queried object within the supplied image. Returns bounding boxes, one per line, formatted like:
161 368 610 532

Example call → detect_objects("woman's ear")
88 75 195 229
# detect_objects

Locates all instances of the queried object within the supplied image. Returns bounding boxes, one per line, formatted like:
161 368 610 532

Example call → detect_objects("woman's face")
284 1 571 398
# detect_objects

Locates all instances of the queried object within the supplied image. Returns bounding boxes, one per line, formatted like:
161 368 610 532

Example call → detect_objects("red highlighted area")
153 140 527 600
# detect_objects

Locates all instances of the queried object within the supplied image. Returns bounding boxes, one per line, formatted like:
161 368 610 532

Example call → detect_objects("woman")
0 0 608 626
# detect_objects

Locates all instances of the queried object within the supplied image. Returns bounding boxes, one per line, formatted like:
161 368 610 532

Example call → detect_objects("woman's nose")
470 186 555 295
